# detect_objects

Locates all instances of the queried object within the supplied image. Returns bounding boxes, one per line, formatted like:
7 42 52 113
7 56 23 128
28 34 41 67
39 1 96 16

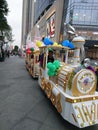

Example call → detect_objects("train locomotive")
38 39 98 128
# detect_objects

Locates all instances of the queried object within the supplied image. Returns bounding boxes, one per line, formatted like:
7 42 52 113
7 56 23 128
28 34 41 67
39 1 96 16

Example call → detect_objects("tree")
0 0 12 42
4 29 14 42
0 0 9 16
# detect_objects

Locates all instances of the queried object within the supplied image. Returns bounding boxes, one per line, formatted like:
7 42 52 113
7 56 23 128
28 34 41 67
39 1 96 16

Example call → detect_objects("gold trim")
41 77 46 90
57 101 62 113
86 106 92 121
45 82 53 98
66 96 98 103
78 107 85 122
82 105 88 122
72 69 96 96
51 93 56 106
39 45 69 50
94 103 96 120
97 104 98 119
72 40 85 42
64 82 66 91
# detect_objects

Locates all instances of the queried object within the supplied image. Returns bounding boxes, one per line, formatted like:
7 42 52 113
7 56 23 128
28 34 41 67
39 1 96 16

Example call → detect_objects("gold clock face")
76 69 96 94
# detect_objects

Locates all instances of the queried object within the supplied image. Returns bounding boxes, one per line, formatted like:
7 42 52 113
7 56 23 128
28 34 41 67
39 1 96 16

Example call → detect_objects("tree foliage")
0 0 9 16
4 29 14 42
0 0 13 42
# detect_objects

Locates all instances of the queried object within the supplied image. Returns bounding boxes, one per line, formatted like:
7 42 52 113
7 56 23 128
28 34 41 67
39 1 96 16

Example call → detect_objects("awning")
84 40 98 48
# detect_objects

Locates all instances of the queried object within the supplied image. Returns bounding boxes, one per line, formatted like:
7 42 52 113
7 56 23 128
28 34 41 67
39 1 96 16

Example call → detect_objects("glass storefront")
65 0 98 40
63 0 98 60
34 0 55 24
66 0 98 26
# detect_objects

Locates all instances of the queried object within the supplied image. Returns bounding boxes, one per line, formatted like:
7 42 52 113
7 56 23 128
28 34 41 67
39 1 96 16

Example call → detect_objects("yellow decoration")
58 44 62 46
74 100 76 103
53 42 58 46
93 97 96 100
91 110 95 113
77 114 80 118
36 40 42 47
89 121 92 125
53 42 62 47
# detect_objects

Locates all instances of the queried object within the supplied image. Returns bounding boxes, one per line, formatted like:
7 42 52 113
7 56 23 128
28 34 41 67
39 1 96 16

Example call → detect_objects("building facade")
21 0 34 48
21 0 98 59
33 0 65 42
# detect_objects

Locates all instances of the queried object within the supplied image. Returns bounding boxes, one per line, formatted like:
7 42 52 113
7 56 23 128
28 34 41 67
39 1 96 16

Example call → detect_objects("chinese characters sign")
46 13 55 38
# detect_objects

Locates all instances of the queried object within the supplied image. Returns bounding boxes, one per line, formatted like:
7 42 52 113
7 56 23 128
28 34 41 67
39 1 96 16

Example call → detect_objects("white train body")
38 45 98 128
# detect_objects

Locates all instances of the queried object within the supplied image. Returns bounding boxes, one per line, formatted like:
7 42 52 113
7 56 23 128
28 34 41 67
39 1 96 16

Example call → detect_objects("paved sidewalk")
0 56 98 130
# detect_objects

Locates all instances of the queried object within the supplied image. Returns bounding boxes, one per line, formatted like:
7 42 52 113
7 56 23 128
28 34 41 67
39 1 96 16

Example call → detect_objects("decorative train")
25 37 98 128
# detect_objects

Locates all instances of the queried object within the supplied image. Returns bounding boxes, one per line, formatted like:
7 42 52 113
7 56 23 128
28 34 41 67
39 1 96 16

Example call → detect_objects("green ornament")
48 70 55 76
47 62 53 68
53 60 60 69
30 48 34 52
49 64 56 72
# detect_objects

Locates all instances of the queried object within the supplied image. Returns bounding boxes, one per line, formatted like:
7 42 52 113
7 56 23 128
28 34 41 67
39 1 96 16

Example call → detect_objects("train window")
67 50 74 64
47 48 67 63
39 52 46 69
47 50 54 63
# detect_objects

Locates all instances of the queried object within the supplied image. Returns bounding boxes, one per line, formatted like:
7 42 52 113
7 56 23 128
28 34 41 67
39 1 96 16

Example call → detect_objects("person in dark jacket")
47 49 54 63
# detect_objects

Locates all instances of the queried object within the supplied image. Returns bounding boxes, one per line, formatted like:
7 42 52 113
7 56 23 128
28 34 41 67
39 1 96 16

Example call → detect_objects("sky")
7 0 23 48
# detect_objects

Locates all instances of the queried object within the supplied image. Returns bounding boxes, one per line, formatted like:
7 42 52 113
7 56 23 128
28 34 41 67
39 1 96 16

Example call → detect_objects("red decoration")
27 48 31 54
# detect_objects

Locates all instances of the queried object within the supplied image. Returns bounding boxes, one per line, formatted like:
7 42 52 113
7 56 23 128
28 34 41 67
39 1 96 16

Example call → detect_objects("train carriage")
25 49 40 78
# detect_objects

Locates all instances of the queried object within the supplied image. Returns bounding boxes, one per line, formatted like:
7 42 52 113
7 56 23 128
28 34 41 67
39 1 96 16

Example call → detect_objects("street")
0 56 98 130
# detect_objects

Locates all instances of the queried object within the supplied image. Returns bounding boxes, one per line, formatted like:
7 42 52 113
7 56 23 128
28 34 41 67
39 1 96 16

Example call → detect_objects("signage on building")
46 13 55 38
26 32 32 44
